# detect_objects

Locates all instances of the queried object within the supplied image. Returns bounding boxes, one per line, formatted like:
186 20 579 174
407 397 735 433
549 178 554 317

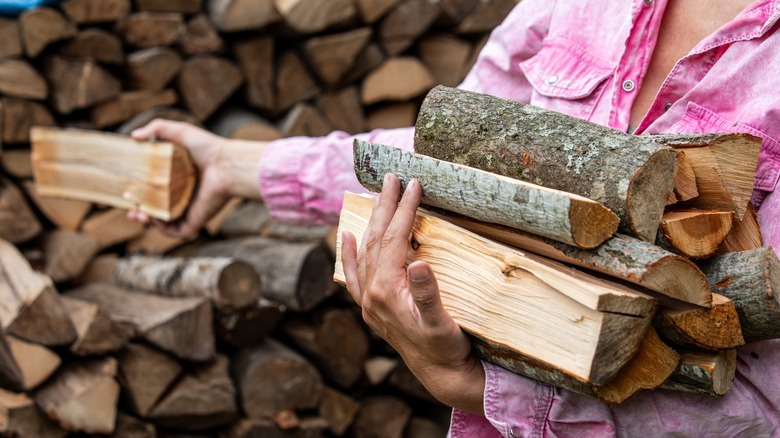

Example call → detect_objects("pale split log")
301 27 372 85
0 98 56 144
178 13 225 56
653 293 744 350
318 387 359 436
177 55 244 121
279 103 334 138
378 0 440 55
116 12 184 48
364 356 399 385
232 36 275 110
660 348 737 396
1 150 33 179
0 239 76 346
351 396 412 438
136 0 203 13
60 296 132 356
0 59 48 100
72 253 117 285
342 42 385 85
0 389 67 438
147 354 238 430
216 297 285 348
208 108 283 141
414 86 676 242
113 255 262 312
116 343 182 417
81 209 146 249
34 357 119 435
60 0 130 24
355 0 399 23
91 89 178 128
32 127 196 222
316 87 366 134
112 413 157 438
41 229 101 283
23 181 91 231
698 247 780 343
4 334 61 391
0 177 42 244
669 148 699 204
117 106 201 135
207 0 281 32
361 57 435 104
0 18 22 59
434 212 712 307
416 33 472 87
355 140 619 249
227 417 330 438
126 225 191 255
65 282 215 361
366 102 417 130
336 192 657 385
454 0 517 34
657 210 734 259
274 50 320 113
44 57 121 114
126 47 183 91
717 203 763 253
274 0 356 34
232 338 324 418
19 7 77 58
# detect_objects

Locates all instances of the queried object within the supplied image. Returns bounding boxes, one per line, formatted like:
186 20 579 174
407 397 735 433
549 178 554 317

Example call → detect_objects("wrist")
421 357 486 415
213 138 268 200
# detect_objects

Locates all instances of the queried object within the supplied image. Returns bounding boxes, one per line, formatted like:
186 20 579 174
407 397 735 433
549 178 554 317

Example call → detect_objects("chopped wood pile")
335 85 772 404
0 1 524 436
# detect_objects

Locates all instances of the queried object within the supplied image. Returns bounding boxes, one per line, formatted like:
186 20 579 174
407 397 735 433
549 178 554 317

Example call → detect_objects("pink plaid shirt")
259 0 780 435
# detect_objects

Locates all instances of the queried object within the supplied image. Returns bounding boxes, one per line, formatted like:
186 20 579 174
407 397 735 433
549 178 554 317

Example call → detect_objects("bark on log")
301 28 372 85
660 348 737 396
91 89 178 128
60 0 130 24
361 57 435 104
0 59 48 100
207 0 281 32
66 282 215 361
44 57 121 114
378 0 440 55
273 0 356 34
178 13 225 55
316 87 366 134
61 296 132 356
126 47 182 91
113 255 262 312
336 192 657 386
658 210 734 259
414 86 676 242
19 7 77 58
116 343 182 417
2 334 61 391
232 36 275 110
0 389 67 438
0 178 42 244
0 97 56 144
116 12 184 48
698 248 780 343
355 140 620 249
350 396 412 438
318 387 359 436
177 55 244 121
653 293 744 351
41 229 101 283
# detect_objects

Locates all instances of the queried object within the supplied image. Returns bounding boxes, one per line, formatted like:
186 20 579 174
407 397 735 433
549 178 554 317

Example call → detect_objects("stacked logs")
0 0 524 436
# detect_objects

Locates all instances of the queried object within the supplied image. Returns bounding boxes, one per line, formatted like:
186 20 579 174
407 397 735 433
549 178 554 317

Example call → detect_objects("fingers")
407 261 451 329
361 174 402 279
340 231 362 304
379 178 422 268
130 118 203 145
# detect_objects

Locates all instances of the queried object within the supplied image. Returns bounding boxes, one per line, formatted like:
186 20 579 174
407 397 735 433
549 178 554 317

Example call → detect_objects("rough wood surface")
302 28 372 85
0 59 48 100
417 33 472 87
137 0 202 12
670 150 699 203
316 87 366 134
19 7 77 58
41 229 101 283
81 209 146 249
658 210 734 259
177 55 243 121
207 0 280 32
274 50 320 113
61 296 132 356
32 127 196 221
355 140 619 248
4 335 61 391
366 102 417 130
717 203 762 253
0 389 66 438
112 413 157 438
699 248 780 343
227 417 329 438
58 28 124 64
116 12 184 48
126 47 182 91
350 396 412 438
439 0 479 24
23 181 91 231
0 18 22 59
356 0 399 23
660 348 737 396
232 36 274 110
209 108 282 141
91 89 178 128
274 0 356 34
1 97 55 143
414 86 676 242
361 57 435 104
379 0 440 55
116 343 182 417
178 13 225 55
653 293 744 350
215 297 284 348
318 387 359 436
60 0 130 24
0 178 42 244
336 192 656 385
45 56 121 114
279 103 333 138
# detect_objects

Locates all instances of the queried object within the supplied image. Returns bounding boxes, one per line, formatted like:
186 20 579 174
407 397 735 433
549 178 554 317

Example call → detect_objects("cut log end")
626 149 676 242
569 199 619 249
169 145 197 220
218 260 263 310
642 256 712 308
660 210 734 259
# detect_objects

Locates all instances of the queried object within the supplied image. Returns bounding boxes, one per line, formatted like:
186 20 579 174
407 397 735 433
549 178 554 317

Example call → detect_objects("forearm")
216 139 269 200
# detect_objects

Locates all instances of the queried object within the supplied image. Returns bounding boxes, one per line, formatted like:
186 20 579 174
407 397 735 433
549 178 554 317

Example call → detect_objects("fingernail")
384 173 392 185
406 179 417 191
408 263 430 282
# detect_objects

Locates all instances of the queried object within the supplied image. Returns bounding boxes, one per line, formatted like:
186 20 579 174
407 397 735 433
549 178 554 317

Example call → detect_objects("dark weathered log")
279 103 333 137
274 50 320 113
178 13 225 56
232 338 324 418
177 55 244 121
653 293 744 350
318 387 359 436
698 248 780 343
0 59 48 100
361 57 434 104
216 298 285 348
60 0 130 24
116 343 182 417
19 7 77 58
61 296 132 356
454 0 516 34
350 396 412 438
208 108 282 141
417 33 472 87
203 197 252 235
227 417 330 438
112 414 157 438
438 0 479 24
660 348 737 396
414 86 676 242
0 178 42 244
355 140 619 249
273 0 356 34
378 0 440 55
0 150 33 179
1 334 60 391
232 36 275 110
0 389 67 438
355 0 399 23
116 12 184 48
207 0 281 32
126 47 182 91
1 98 56 144
316 87 366 134
147 354 238 430
343 42 385 84
136 0 203 13
301 28 372 85
0 18 22 59
44 57 121 114
66 282 215 361
388 362 438 404
41 229 101 283
658 210 734 259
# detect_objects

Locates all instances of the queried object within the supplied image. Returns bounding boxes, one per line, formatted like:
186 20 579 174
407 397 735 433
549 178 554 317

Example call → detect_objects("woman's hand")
341 173 486 415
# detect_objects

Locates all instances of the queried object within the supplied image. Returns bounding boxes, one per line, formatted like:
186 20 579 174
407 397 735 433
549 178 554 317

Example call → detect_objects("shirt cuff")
258 136 311 223
483 361 553 437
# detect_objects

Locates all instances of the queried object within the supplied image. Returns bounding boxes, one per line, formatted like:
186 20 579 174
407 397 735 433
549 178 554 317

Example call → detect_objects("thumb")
407 261 451 327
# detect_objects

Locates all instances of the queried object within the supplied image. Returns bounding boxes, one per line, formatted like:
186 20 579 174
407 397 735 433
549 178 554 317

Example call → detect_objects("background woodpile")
0 0 519 436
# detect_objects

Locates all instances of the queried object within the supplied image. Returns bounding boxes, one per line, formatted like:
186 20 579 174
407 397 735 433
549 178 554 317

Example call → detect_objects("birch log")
354 140 618 249
413 86 676 242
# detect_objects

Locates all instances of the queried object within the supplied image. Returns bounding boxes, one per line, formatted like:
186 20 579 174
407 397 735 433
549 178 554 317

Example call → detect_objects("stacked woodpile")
0 1 522 437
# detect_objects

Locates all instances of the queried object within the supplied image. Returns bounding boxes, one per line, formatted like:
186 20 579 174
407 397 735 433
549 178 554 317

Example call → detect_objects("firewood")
72 253 118 285
364 356 398 385
273 409 300 430
388 362 438 403
58 28 123 64
207 0 281 32
351 396 412 438
274 50 320 113
232 36 275 110
361 57 435 104
433 213 712 307
273 0 356 34
454 0 516 34
41 229 101 283
0 389 66 438
117 106 201 135
177 55 244 120
653 293 744 350
148 354 238 430
114 255 262 312
355 141 619 249
60 0 130 24
416 33 472 87
4 335 61 391
438 0 479 24
126 47 183 91
112 413 157 438
203 197 244 235
23 181 91 231
717 203 762 253
0 18 22 59
660 348 737 396
34 357 120 435
232 338 324 417
126 226 191 254
318 387 360 436
19 7 77 58
90 89 178 128
116 12 184 48
137 0 203 13
0 334 23 391
658 210 734 259
699 248 780 343
61 296 132 356
44 56 121 114
281 309 369 389
116 343 182 417
378 0 441 55
669 150 698 204
209 108 283 141
414 86 676 242
316 87 366 134
336 192 657 386
0 150 33 179
227 417 330 438
0 239 76 346
178 13 225 55
0 178 42 244
301 28 372 85
261 220 333 242
343 42 386 84
366 102 418 130
66 282 215 361
31 127 197 222
279 103 334 137
216 200 271 237
81 208 146 249
405 417 447 438
0 59 48 100
1 98 55 144
216 298 285 348
355 0 399 23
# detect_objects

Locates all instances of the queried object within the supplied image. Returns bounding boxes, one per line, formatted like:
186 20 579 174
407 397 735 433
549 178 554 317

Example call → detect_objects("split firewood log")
416 33 472 87
279 103 333 137
208 108 283 141
378 0 440 55
0 59 48 100
60 0 130 24
40 229 101 283
178 13 225 55
273 0 356 34
23 181 91 230
318 387 360 436
0 389 66 438
227 417 329 438
125 47 183 91
177 55 243 121
19 7 77 58
301 28 372 85
0 18 22 59
717 203 762 253
232 36 275 110
215 298 285 348
653 293 744 350
0 98 55 144
350 396 412 438
44 57 121 114
316 87 366 134
112 414 156 438
136 0 203 13
115 12 184 48
80 208 146 249
91 89 178 128
0 334 60 392
207 0 281 32
116 343 182 417
355 0 399 24
366 102 418 130
60 296 132 356
657 210 734 259
0 178 42 244
0 150 33 179
660 348 737 396
454 0 516 34
274 51 320 113
361 57 435 104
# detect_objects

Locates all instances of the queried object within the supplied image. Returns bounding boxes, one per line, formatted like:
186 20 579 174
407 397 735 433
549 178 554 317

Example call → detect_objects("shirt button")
510 426 523 438
547 75 559 84
644 0 653 5
622 80 636 92
664 102 672 111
